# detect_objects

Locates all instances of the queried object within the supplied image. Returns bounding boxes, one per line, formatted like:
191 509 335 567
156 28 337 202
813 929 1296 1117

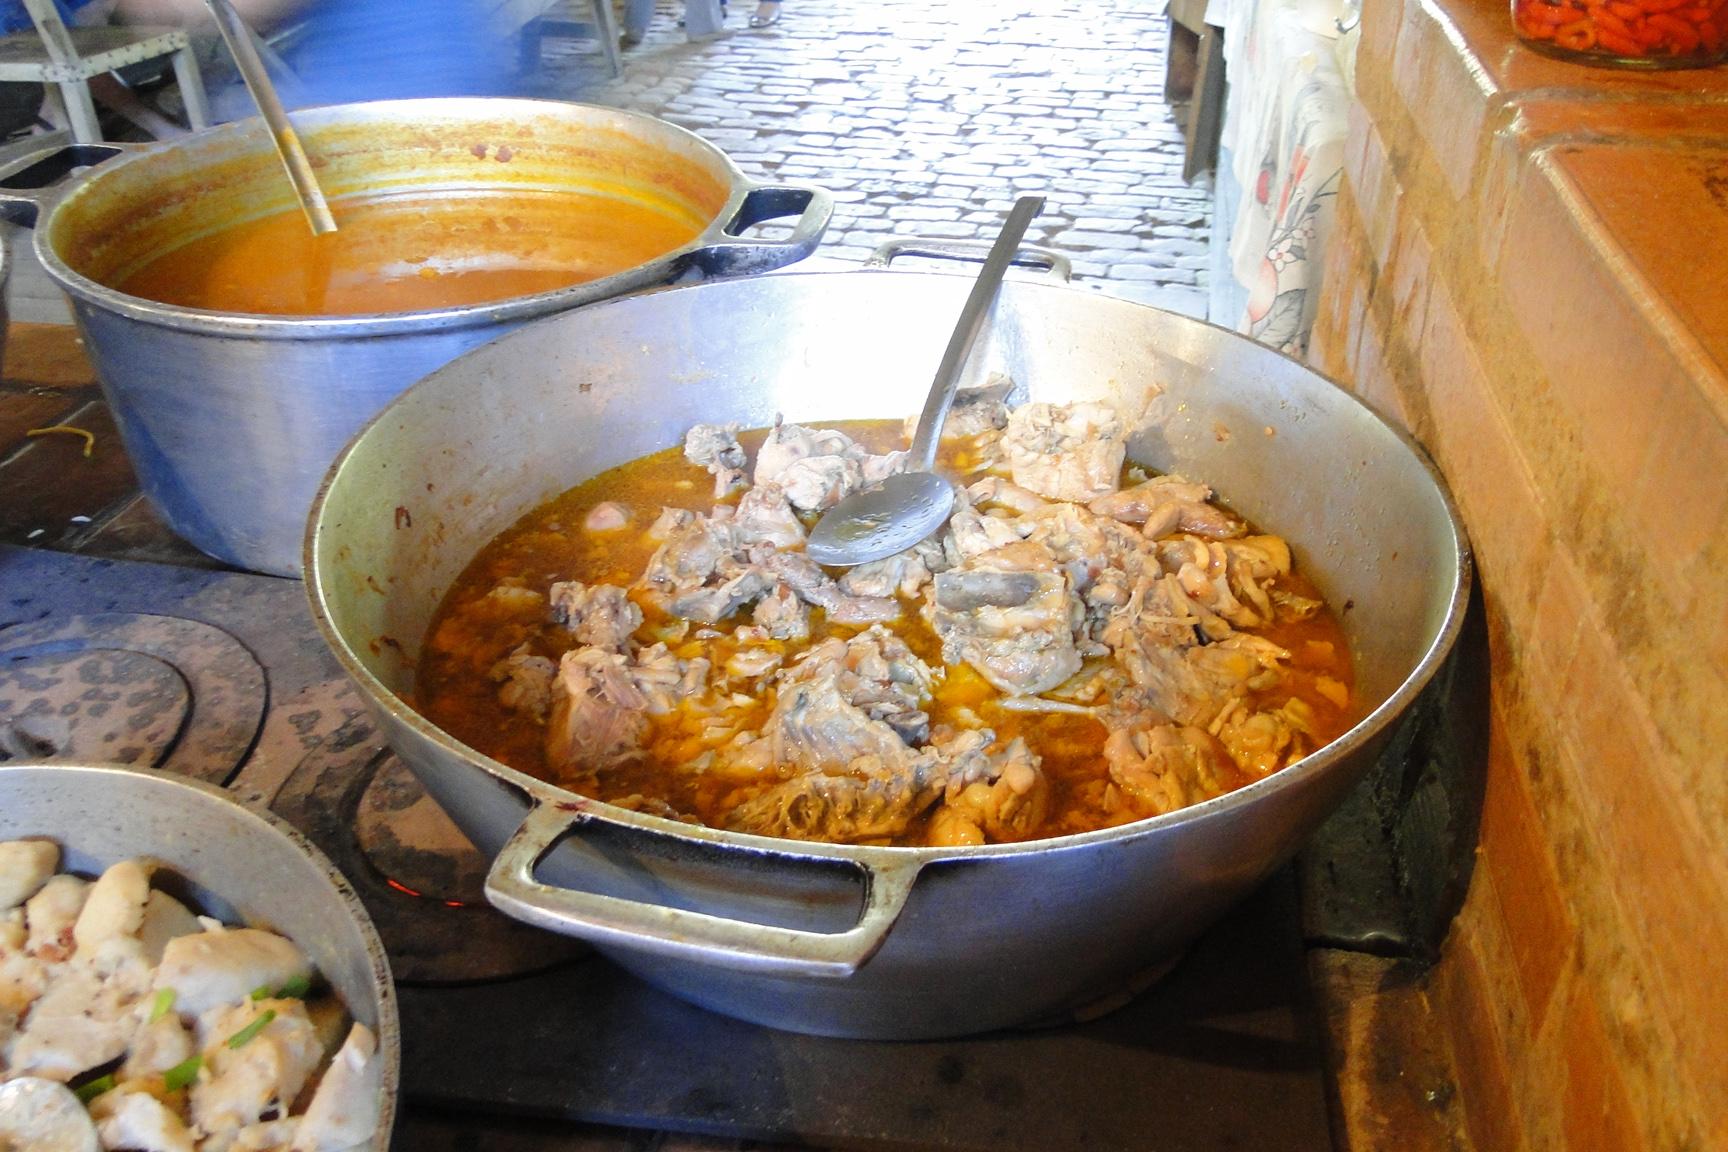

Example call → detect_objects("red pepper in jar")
1511 0 1728 64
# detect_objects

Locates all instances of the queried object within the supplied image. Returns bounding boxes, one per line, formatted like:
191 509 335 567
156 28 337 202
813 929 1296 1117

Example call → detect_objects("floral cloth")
1207 0 1352 357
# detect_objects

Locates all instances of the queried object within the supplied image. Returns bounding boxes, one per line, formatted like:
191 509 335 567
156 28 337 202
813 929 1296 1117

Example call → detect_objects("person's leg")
749 1 780 27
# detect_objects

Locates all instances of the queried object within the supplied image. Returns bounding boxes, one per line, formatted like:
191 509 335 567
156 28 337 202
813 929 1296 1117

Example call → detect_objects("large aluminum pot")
306 268 1471 1040
0 99 830 577
0 762 398 1148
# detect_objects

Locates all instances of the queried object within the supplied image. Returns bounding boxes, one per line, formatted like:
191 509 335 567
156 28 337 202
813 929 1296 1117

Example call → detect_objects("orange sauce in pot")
115 188 707 316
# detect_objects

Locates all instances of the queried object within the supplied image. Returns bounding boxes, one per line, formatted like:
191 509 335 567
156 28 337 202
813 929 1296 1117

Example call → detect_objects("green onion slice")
276 974 311 999
74 1074 116 1103
250 984 271 1001
225 1008 277 1049
163 1055 203 1092
148 988 176 1024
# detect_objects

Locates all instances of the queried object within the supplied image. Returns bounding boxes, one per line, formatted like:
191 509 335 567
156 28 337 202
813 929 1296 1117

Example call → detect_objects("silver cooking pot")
0 763 398 1148
306 266 1471 1040
0 99 830 577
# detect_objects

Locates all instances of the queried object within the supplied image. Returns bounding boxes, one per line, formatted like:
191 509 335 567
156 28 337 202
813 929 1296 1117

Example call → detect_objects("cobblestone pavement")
532 0 1211 316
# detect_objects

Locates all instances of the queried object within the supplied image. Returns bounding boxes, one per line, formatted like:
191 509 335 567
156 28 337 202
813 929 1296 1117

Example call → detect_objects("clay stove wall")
1307 1 1728 1146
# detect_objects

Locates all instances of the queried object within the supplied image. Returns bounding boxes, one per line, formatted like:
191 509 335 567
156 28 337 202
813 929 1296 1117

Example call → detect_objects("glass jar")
1512 0 1728 68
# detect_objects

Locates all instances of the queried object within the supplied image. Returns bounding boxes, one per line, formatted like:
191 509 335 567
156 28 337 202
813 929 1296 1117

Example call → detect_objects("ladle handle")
907 193 1044 472
202 0 336 235
485 801 924 978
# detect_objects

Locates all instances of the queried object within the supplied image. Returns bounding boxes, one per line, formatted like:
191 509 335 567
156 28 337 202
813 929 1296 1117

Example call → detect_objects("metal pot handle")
865 237 1073 282
0 139 141 227
484 801 923 978
689 183 835 277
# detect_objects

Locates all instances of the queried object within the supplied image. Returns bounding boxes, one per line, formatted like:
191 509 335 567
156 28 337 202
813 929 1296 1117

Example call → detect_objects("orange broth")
116 189 704 316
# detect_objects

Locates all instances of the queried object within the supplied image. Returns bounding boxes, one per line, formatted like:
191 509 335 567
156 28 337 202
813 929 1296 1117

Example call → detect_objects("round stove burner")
355 757 491 906
0 650 188 764
274 715 586 986
0 612 267 783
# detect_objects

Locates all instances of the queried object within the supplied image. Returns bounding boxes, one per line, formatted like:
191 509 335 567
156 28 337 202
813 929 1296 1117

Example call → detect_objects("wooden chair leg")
172 45 211 131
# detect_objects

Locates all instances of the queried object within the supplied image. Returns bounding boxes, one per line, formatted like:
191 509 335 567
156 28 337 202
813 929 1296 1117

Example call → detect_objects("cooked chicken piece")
944 501 1025 560
906 376 1014 441
725 648 783 680
1110 631 1288 729
583 501 632 532
757 553 900 626
965 476 1048 515
549 581 642 650
753 422 854 486
479 582 545 614
931 541 1083 696
7 937 152 1081
1104 722 1239 816
636 511 737 596
729 628 935 777
1089 474 1242 540
751 583 811 642
190 999 323 1146
927 731 1048 846
0 1076 101 1152
732 486 805 550
666 566 771 625
545 649 654 777
1020 501 1153 594
634 644 708 715
0 908 21 953
151 928 312 1020
838 550 931 600
25 876 89 962
684 422 750 498
645 506 695 542
1001 401 1128 502
118 1012 194 1081
489 643 557 721
72 861 151 959
777 453 863 513
0 842 59 913
287 1023 380 1152
728 755 946 844
1213 697 1319 777
135 891 201 968
89 1087 195 1152
753 421 904 512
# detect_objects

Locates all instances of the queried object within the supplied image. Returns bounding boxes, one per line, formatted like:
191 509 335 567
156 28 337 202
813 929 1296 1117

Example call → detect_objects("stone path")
532 0 1211 316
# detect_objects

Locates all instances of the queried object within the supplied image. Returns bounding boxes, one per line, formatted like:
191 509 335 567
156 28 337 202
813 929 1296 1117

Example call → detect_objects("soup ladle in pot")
203 0 337 235
806 194 1043 567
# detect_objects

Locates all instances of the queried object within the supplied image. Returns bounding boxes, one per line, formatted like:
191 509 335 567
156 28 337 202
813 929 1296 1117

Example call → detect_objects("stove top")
0 543 1336 1150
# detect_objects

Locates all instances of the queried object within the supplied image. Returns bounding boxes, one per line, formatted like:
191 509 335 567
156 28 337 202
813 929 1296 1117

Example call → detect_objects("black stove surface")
1 544 1335 1151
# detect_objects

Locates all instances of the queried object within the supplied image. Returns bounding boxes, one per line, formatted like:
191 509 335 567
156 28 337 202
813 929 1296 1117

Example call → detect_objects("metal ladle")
806 194 1043 567
202 0 337 235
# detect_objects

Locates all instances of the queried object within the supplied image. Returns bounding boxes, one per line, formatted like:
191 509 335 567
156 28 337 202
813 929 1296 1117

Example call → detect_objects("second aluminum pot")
307 266 1471 1040
0 98 830 577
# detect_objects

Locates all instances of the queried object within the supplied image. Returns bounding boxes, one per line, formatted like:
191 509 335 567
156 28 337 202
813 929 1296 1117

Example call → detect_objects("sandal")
749 1 781 27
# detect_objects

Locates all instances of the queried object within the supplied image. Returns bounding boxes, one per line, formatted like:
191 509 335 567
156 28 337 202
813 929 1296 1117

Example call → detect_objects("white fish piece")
287 1023 381 1152
0 1076 100 1152
0 841 59 912
134 892 200 968
191 999 323 1144
89 1087 196 1152
25 875 88 961
6 937 152 1081
72 861 152 957
152 928 312 1018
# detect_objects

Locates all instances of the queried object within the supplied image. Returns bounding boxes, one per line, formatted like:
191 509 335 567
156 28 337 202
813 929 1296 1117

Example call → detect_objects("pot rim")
27 97 777 339
305 267 1476 866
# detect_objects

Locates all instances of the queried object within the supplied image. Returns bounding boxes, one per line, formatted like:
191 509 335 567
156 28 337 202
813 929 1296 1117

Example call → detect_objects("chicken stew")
417 389 1356 848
